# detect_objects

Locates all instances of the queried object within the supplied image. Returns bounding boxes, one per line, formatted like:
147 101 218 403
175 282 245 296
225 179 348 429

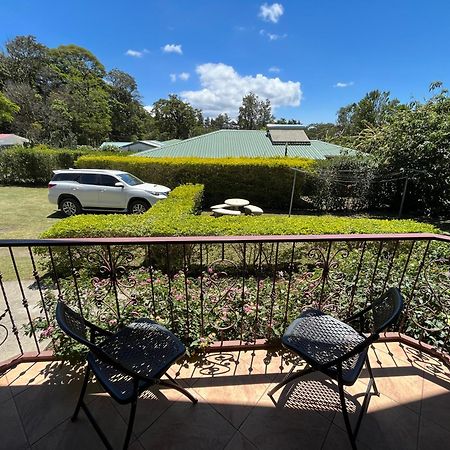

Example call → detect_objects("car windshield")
117 173 144 186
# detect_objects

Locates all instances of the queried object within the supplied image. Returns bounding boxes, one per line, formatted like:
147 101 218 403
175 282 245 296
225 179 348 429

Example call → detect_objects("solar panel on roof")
266 124 311 145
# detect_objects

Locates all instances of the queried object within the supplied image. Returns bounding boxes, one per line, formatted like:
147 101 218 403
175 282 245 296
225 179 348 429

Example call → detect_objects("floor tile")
322 423 371 450
2 344 449 450
421 377 450 433
239 379 332 450
138 395 236 450
13 363 96 444
0 371 13 405
223 430 258 450
418 416 450 450
112 383 186 438
0 397 30 450
334 391 420 450
31 396 129 450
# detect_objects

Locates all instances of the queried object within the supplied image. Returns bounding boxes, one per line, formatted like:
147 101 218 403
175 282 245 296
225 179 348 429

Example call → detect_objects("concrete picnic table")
224 198 250 210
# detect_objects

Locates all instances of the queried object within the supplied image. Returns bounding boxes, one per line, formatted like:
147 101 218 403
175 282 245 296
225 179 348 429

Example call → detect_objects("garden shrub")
0 146 120 186
42 183 438 240
75 155 315 209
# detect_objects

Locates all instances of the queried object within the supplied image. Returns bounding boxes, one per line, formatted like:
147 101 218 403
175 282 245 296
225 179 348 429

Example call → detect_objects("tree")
3 81 45 141
151 95 202 140
305 123 339 141
48 45 111 145
0 92 20 126
106 69 147 141
336 90 399 137
238 93 274 129
2 36 49 88
357 84 450 215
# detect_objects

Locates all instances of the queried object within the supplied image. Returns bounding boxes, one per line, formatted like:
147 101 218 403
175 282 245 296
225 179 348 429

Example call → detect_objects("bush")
0 146 124 186
0 146 86 185
308 156 378 211
75 155 315 210
43 184 437 240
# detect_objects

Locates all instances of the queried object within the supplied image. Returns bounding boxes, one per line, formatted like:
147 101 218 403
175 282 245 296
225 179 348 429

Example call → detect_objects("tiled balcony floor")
1 342 450 450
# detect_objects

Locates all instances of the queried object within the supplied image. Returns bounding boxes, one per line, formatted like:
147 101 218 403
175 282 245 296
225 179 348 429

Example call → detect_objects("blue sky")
1 0 449 123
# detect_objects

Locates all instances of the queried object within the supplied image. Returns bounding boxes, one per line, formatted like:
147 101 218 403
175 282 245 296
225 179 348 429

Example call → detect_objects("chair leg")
159 378 198 404
72 365 90 421
267 365 315 397
123 398 137 450
338 379 357 450
365 357 379 396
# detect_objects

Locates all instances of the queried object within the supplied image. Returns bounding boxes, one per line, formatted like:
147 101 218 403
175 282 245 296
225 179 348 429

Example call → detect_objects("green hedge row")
42 184 204 238
0 146 87 185
75 155 315 210
42 184 438 239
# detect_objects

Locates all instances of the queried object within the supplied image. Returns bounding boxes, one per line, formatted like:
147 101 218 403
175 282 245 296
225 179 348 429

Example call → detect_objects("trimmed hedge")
42 184 438 239
75 155 315 210
0 146 87 185
0 146 121 186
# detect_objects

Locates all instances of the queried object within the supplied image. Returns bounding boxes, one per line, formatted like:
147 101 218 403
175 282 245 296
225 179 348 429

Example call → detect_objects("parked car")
48 169 171 216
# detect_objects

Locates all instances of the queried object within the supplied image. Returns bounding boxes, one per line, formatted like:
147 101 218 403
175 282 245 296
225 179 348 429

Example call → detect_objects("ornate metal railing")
0 233 449 368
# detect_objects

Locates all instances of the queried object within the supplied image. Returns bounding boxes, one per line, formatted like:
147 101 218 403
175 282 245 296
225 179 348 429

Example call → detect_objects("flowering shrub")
27 239 449 361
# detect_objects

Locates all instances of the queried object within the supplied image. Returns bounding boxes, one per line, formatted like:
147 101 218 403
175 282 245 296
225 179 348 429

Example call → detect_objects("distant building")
99 141 132 150
136 129 356 159
0 134 30 148
100 139 182 152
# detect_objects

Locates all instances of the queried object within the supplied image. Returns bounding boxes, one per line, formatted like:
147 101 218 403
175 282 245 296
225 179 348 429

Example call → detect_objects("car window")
52 173 79 182
117 173 144 186
78 174 100 185
99 175 118 186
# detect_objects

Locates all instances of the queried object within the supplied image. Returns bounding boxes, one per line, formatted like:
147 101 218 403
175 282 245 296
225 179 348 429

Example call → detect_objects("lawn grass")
0 186 62 280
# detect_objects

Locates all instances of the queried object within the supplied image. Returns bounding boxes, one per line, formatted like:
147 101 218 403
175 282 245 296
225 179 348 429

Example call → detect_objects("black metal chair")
268 287 403 450
56 302 197 450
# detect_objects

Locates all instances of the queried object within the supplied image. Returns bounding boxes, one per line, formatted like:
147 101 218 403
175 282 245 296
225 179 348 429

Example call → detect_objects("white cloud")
268 66 281 73
144 105 153 113
170 72 190 82
125 49 143 58
162 44 183 54
260 29 287 41
334 81 354 88
181 63 301 117
259 3 284 23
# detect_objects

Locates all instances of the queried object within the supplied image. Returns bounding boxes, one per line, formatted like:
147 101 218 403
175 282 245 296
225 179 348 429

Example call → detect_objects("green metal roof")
160 139 182 146
135 130 355 159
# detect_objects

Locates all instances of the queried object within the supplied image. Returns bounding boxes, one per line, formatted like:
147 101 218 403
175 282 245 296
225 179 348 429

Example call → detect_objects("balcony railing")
0 233 449 370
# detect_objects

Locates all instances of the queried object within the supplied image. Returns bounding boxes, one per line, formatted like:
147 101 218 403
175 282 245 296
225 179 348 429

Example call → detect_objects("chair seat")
282 309 367 385
88 318 186 403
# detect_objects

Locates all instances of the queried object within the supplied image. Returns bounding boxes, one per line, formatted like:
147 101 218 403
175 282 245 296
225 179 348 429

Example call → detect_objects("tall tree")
336 90 399 136
49 45 111 145
357 83 450 215
106 69 147 141
2 36 49 88
151 95 202 140
237 93 273 129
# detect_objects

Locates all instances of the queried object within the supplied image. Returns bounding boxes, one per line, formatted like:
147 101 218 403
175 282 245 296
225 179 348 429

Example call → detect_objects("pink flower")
41 325 54 338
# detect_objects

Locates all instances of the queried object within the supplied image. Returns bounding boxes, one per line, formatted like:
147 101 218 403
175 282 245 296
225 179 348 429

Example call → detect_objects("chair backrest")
56 302 95 350
370 287 404 334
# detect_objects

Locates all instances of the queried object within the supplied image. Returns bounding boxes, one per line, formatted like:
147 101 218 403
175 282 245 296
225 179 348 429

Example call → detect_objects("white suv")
48 169 171 216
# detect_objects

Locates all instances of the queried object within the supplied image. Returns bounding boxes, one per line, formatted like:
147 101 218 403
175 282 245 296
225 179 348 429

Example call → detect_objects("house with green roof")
135 129 355 159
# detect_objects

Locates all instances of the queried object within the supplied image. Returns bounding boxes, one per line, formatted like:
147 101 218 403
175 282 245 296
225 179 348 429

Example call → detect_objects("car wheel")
60 197 81 217
129 199 150 214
